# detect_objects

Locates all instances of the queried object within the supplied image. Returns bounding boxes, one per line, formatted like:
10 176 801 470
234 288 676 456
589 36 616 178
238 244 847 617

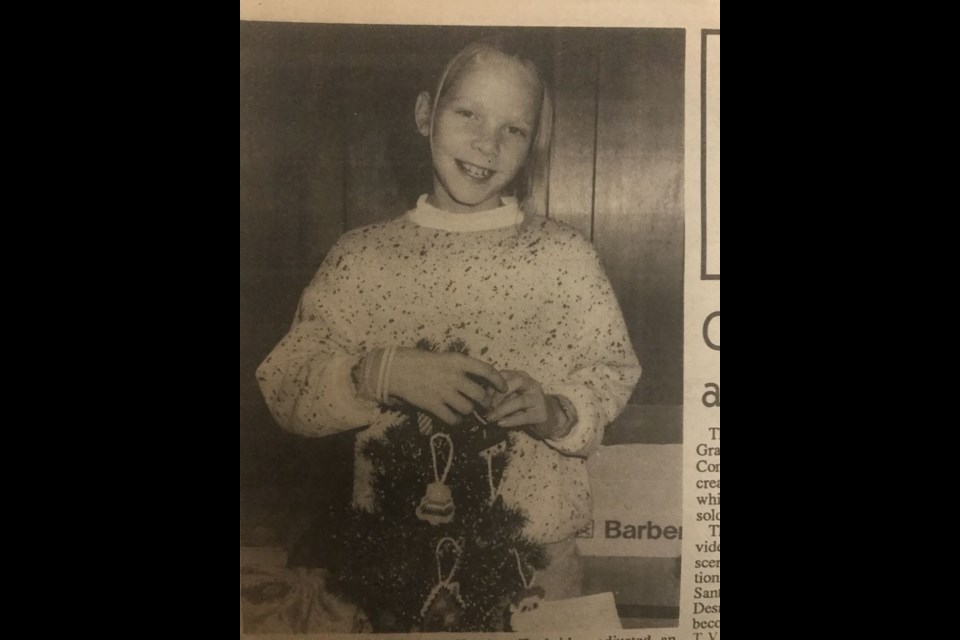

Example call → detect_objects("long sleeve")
542 238 641 458
256 236 381 438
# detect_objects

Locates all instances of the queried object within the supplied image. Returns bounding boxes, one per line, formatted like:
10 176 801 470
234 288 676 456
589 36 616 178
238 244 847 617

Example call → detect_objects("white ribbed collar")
407 194 523 232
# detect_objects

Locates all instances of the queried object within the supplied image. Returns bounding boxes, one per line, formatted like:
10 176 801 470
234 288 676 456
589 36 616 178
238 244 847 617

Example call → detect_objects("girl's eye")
457 109 476 119
507 126 527 138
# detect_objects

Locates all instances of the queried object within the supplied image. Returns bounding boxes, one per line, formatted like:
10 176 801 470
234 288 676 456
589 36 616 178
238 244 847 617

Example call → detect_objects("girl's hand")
484 370 551 430
485 370 573 440
389 348 508 425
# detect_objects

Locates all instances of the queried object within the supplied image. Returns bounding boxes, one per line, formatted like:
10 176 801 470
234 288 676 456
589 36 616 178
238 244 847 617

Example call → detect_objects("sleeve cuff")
309 353 382 425
542 384 602 458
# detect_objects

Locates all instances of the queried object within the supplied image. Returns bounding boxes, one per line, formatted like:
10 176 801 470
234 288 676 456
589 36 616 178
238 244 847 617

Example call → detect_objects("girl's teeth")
460 162 491 179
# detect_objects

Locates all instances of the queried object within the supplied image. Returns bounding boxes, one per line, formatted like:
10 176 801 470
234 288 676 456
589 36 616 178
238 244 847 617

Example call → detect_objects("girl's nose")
472 132 499 158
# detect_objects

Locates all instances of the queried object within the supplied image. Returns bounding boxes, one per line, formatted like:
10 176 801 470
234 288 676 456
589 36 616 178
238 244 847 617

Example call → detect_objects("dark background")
240 25 684 621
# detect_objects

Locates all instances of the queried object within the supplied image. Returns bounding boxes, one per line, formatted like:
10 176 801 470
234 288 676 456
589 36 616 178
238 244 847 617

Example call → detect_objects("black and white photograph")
240 17 689 635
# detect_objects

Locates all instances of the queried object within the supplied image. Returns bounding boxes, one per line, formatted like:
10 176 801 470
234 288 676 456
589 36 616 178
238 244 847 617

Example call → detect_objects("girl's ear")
415 91 433 137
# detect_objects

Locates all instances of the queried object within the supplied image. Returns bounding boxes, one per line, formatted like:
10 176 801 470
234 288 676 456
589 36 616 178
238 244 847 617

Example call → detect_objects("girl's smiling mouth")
455 159 496 181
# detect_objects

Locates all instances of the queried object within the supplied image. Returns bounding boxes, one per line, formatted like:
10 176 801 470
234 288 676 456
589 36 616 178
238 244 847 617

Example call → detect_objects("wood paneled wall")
550 29 684 410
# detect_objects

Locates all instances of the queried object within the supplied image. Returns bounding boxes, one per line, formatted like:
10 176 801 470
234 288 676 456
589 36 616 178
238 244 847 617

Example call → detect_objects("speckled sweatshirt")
257 195 641 544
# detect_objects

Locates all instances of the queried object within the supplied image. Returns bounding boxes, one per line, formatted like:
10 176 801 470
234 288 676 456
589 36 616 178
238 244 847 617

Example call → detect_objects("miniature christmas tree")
324 339 548 632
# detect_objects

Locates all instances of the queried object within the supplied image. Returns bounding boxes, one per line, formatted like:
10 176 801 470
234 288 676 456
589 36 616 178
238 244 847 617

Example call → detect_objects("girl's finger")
486 395 531 423
501 371 530 396
445 393 474 416
497 410 536 428
456 379 488 405
459 357 508 393
422 397 460 425
435 406 461 425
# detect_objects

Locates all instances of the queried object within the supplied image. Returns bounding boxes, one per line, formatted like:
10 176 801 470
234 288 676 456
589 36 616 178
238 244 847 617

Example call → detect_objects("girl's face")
427 53 540 213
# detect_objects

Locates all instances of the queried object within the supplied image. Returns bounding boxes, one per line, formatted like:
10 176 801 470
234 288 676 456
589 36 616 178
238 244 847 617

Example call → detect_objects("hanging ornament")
416 432 456 525
480 441 508 506
509 548 546 624
420 537 466 631
473 441 508 549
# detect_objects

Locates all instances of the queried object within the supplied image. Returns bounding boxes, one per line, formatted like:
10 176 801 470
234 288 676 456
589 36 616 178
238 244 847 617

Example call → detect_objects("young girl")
257 36 641 601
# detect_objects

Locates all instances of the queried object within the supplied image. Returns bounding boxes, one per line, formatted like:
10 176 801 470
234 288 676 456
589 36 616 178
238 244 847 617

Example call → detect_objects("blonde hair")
428 36 553 219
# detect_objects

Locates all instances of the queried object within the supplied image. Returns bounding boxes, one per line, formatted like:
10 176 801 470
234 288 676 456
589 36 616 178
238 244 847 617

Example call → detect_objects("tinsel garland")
324 339 548 632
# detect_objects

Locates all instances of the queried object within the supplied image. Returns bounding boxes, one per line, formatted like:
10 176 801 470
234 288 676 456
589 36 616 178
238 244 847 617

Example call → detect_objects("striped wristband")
379 346 397 404
354 347 401 406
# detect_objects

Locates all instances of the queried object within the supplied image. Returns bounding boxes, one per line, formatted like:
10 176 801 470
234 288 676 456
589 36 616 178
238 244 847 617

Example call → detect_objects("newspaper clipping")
240 2 719 638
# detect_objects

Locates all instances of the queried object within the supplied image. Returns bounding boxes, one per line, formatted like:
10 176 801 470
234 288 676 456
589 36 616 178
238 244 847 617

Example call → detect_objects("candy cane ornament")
420 537 466 631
